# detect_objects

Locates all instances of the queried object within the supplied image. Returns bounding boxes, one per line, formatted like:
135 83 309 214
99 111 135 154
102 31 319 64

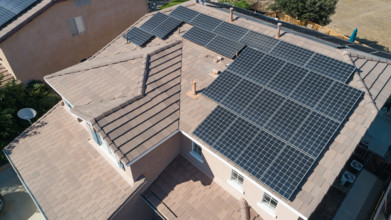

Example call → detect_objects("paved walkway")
0 165 44 220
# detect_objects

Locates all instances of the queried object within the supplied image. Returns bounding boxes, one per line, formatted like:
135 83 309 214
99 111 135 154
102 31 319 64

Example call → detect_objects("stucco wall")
180 132 303 220
0 0 147 83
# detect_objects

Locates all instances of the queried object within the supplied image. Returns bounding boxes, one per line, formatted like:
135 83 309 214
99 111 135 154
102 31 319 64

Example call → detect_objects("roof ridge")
347 50 391 65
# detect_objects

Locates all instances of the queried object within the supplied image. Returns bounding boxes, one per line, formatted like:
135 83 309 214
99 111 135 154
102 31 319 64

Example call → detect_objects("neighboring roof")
143 155 262 219
7 2 391 219
4 104 140 219
0 0 54 42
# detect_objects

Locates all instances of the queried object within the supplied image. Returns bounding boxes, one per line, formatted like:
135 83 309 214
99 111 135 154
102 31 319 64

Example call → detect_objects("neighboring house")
4 2 391 220
0 0 148 83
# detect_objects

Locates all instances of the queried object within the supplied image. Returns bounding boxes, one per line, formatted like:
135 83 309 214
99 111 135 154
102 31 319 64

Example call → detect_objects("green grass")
160 0 189 10
218 0 251 9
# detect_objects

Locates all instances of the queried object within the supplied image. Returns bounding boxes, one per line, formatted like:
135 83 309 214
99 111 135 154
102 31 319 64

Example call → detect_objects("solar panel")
214 117 260 162
261 145 314 199
316 82 364 122
205 35 245 58
182 26 216 46
268 63 308 96
220 79 263 114
236 130 286 179
290 72 334 108
190 13 223 32
150 16 182 39
213 22 249 41
169 6 199 23
306 53 356 83
265 99 311 142
270 41 314 66
239 31 279 53
140 12 169 33
202 71 242 103
0 0 37 28
193 106 237 146
290 112 340 157
124 27 154 47
227 47 265 75
246 54 285 85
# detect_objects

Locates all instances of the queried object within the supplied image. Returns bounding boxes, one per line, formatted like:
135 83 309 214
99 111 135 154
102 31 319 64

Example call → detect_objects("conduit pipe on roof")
240 198 250 220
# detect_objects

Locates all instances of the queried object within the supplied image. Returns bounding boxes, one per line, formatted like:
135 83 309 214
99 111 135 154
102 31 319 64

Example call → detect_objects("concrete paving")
327 0 391 52
0 164 44 220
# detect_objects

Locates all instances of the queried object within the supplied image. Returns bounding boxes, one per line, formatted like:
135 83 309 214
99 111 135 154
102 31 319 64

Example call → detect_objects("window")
261 193 278 212
75 0 90 7
64 100 72 109
190 142 203 163
68 16 86 36
230 170 244 186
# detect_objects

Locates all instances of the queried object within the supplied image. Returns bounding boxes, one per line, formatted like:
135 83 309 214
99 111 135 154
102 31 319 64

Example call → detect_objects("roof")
0 0 54 42
4 104 141 219
0 61 15 86
7 2 391 218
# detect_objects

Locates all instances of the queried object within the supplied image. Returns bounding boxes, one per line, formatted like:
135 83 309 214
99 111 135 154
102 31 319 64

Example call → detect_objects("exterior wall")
0 0 147 83
129 132 181 184
181 132 304 220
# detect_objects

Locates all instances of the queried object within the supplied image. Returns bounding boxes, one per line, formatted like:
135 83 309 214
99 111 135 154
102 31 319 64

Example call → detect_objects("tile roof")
4 104 141 219
0 61 15 86
7 2 391 219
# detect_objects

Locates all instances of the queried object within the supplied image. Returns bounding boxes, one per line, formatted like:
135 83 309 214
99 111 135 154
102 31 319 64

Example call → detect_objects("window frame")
190 142 203 163
68 16 86 36
74 0 91 7
258 192 278 218
230 169 244 186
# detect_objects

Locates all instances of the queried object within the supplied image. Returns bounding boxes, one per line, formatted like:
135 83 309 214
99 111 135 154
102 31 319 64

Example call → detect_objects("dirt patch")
327 0 391 52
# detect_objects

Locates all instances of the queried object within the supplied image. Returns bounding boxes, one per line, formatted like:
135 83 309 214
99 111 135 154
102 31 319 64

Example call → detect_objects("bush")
269 0 338 25
218 0 251 9
0 80 60 162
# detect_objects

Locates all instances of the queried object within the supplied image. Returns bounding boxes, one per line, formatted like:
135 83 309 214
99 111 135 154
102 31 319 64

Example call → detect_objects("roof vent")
275 23 282 39
229 7 234 23
340 171 356 187
350 160 363 173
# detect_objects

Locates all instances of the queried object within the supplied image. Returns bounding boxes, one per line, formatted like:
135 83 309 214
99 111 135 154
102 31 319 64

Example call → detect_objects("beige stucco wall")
180 132 304 220
0 0 147 83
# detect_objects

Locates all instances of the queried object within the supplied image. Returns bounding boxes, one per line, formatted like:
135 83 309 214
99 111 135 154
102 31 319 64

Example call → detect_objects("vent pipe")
229 8 234 23
191 80 197 95
275 23 282 38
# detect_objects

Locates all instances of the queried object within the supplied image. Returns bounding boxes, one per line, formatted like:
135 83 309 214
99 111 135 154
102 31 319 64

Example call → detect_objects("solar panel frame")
124 27 154 47
202 71 242 103
213 21 249 42
140 12 169 33
245 54 285 85
150 16 182 39
189 13 223 32
267 63 309 96
0 0 37 28
227 47 265 76
182 26 216 46
205 35 245 58
239 31 279 53
169 5 199 23
270 41 315 66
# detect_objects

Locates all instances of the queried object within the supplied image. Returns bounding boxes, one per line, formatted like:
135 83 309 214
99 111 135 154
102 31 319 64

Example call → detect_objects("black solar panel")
268 63 308 96
261 146 314 199
214 117 260 162
150 16 182 39
246 54 285 85
239 31 279 53
0 0 37 28
227 48 265 75
190 13 223 32
193 106 237 146
182 26 216 46
124 27 154 47
221 79 262 114
306 53 356 83
140 12 169 33
265 99 311 142
270 41 314 66
316 82 364 122
202 71 242 103
206 35 245 58
290 112 340 157
169 6 199 23
290 72 334 108
213 22 249 41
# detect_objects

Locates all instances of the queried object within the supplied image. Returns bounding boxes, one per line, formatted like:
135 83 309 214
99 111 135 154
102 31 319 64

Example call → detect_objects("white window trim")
227 179 244 194
257 202 277 219
190 142 203 163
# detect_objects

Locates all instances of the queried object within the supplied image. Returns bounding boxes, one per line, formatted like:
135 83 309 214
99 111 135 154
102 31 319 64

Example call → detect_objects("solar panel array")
0 0 37 28
123 27 153 46
195 46 364 199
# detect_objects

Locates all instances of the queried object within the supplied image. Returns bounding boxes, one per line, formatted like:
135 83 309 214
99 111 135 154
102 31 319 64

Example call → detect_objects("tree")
269 0 338 25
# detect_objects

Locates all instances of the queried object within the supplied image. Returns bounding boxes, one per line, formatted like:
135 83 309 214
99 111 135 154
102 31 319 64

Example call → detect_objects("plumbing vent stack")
191 80 197 95
276 23 282 39
229 8 234 23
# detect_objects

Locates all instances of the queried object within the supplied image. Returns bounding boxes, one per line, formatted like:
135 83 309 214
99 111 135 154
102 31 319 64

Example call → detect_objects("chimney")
229 8 234 23
191 80 197 95
275 23 282 39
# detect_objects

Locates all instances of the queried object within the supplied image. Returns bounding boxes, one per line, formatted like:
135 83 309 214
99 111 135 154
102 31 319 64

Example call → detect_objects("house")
0 0 148 83
4 2 391 219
